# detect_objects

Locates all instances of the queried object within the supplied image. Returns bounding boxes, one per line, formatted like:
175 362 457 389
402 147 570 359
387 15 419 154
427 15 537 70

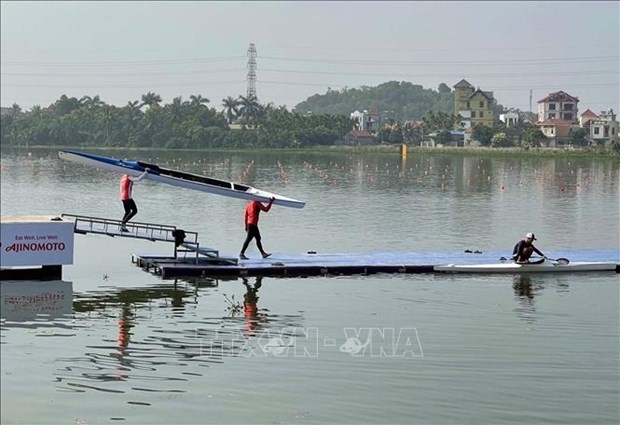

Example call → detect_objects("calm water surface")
1 148 619 424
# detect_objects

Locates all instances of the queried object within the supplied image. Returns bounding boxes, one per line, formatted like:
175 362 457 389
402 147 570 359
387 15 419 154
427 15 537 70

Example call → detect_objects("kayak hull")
59 150 306 209
434 260 617 273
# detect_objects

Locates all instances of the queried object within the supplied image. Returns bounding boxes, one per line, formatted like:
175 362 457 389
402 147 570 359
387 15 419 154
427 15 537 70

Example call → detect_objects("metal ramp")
61 213 236 265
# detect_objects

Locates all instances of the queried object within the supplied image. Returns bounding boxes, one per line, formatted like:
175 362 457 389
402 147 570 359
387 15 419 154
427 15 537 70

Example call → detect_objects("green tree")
53 95 81 116
140 92 162 110
570 128 589 147
222 96 240 124
491 132 509 147
422 110 454 132
438 83 451 94
472 123 495 146
238 95 262 124
80 95 104 109
9 103 22 118
189 94 210 107
521 127 547 148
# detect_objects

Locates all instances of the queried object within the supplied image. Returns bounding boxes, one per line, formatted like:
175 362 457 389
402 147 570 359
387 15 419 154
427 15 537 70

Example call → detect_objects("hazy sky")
1 1 618 115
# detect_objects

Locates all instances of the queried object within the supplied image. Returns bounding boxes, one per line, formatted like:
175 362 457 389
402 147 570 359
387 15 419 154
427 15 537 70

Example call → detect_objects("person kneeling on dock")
239 197 275 260
512 232 546 264
119 168 150 232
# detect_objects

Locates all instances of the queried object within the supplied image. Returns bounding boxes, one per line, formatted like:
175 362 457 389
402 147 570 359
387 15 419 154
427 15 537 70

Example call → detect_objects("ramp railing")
60 213 221 263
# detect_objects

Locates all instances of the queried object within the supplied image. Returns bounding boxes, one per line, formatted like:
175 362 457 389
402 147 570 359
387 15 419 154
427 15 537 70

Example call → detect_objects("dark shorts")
122 199 137 213
247 224 261 240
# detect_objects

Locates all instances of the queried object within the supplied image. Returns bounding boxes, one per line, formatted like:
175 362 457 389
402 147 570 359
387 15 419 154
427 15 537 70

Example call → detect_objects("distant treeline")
1 81 466 149
0 93 353 149
3 83 617 154
293 81 460 119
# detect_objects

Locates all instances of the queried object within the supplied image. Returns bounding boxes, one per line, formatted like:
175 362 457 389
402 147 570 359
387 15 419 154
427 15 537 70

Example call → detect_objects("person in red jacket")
119 169 149 232
239 197 275 259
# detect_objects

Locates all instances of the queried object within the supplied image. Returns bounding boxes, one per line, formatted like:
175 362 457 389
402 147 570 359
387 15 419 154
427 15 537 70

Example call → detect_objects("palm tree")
9 103 22 118
222 96 240 124
238 95 261 124
79 95 92 106
140 92 162 110
126 100 141 112
189 94 210 107
54 95 81 116
80 95 104 109
167 96 184 121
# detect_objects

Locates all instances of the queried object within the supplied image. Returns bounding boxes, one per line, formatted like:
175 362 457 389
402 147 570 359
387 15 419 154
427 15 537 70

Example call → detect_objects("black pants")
121 199 138 224
241 224 264 253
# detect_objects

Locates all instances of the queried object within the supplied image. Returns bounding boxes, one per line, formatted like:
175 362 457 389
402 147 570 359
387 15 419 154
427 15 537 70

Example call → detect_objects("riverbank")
2 144 619 159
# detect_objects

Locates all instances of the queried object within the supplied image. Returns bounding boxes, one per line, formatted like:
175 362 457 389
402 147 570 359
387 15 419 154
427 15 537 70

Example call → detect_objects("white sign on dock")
0 215 74 267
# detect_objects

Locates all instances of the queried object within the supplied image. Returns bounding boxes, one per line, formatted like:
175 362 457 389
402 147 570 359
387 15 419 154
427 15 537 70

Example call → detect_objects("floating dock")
132 252 437 279
46 214 620 280
131 250 620 279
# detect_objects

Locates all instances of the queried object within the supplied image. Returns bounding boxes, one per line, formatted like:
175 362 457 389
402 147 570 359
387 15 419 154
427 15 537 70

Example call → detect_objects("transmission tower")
247 43 257 99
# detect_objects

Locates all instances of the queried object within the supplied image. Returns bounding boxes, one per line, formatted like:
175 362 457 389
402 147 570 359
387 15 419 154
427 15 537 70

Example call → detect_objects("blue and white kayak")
434 258 617 273
59 150 306 209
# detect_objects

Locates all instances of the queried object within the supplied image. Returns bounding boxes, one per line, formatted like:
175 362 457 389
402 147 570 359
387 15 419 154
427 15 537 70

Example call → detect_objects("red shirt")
244 200 272 226
120 175 133 200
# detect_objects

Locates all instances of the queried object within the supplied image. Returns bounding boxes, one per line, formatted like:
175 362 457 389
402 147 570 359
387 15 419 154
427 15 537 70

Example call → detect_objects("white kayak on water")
434 258 618 273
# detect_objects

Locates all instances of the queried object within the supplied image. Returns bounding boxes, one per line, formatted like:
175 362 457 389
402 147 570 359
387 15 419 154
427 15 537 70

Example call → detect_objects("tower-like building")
247 43 257 99
452 79 495 128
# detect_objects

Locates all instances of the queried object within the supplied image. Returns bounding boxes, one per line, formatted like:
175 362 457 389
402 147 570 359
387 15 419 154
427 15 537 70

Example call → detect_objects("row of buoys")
237 160 254 182
123 156 614 194
276 161 290 184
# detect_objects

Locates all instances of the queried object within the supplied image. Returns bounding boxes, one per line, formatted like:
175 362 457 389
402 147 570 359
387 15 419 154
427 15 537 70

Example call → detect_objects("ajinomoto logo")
4 242 66 252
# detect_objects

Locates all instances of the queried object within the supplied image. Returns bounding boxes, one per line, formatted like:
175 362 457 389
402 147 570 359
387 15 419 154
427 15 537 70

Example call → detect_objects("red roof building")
579 108 598 127
537 91 579 123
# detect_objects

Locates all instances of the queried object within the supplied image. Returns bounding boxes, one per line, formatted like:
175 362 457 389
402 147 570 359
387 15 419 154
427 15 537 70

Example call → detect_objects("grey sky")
1 1 618 115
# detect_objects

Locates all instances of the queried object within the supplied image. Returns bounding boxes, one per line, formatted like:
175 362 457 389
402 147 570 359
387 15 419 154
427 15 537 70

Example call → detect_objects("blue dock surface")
133 248 620 279
57 214 619 279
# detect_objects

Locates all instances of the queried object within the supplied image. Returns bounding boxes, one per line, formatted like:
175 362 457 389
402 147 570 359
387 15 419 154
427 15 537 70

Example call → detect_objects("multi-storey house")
453 79 495 128
537 91 579 123
350 108 379 134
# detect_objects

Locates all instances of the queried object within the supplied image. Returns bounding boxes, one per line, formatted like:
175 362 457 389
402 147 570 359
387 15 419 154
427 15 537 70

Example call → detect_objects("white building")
499 111 519 127
350 108 379 133
590 109 619 144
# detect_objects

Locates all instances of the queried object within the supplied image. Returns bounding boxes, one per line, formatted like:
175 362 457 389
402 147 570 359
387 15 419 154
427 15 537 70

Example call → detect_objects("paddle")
543 257 570 265
499 256 570 265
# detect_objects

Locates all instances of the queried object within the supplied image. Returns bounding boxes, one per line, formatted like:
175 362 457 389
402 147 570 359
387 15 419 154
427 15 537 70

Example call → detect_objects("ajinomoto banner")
0 218 74 267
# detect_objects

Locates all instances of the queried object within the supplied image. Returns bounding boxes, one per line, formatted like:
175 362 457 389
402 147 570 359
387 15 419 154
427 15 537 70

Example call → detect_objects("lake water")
1 148 619 424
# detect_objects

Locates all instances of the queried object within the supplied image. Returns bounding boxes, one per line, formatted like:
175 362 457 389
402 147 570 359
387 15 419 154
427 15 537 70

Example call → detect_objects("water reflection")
114 304 135 382
53 277 304 394
72 279 199 314
242 276 263 337
512 275 571 322
512 275 543 320
0 280 73 325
